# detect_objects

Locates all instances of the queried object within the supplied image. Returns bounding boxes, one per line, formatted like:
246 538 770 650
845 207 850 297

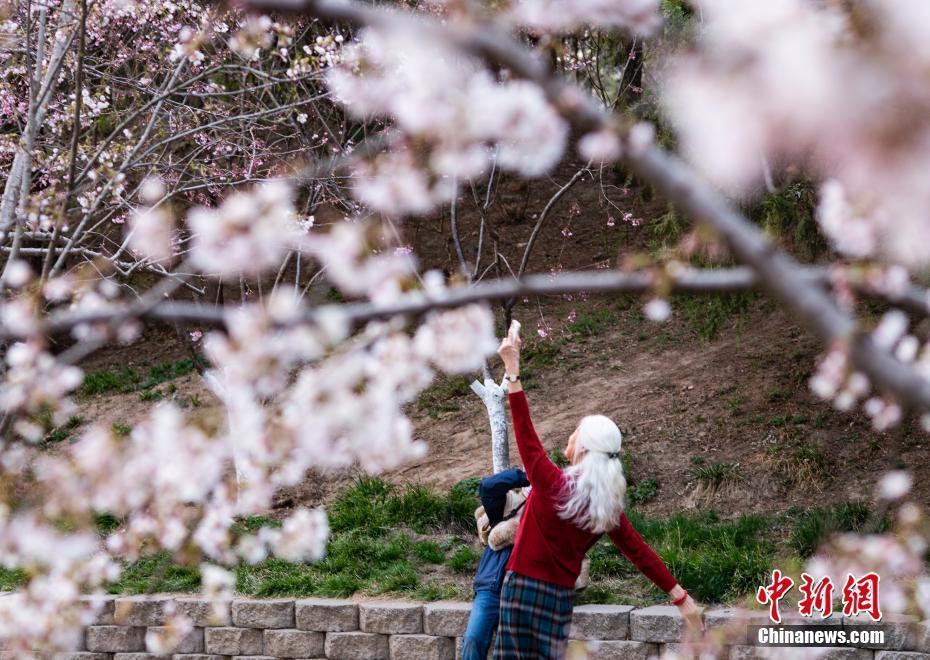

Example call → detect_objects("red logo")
757 571 882 622
757 569 794 623
798 573 834 618
842 572 882 621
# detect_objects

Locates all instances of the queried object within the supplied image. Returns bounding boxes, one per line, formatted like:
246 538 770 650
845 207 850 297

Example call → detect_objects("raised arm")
607 513 677 592
608 513 704 631
507 390 563 488
497 334 563 489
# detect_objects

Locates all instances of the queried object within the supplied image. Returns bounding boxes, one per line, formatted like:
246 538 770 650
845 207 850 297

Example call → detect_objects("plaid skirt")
493 570 575 659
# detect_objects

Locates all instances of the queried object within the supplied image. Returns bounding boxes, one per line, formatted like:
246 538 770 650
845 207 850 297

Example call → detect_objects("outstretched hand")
497 333 522 377
677 594 705 635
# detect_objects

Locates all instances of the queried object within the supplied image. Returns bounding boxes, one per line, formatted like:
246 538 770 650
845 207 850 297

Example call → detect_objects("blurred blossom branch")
5 0 930 652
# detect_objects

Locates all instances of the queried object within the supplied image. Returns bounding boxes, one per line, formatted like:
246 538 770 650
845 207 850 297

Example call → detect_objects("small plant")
726 395 746 417
111 422 132 437
413 541 445 564
413 581 463 601
446 546 480 573
139 389 164 402
565 308 618 337
80 359 195 397
42 415 84 444
649 205 686 250
627 477 660 506
788 503 881 557
450 477 481 498
689 462 741 505
766 438 832 489
693 462 740 490
415 376 471 418
674 293 755 342
522 340 561 367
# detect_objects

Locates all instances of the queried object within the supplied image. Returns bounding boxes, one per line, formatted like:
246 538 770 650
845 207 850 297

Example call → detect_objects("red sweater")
505 391 678 592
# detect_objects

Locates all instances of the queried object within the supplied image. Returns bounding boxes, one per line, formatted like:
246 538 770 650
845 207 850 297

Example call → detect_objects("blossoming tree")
3 0 930 654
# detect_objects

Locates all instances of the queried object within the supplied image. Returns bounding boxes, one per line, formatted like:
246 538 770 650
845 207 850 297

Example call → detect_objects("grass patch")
112 422 132 437
32 478 874 607
693 461 740 490
416 376 472 418
42 415 84 445
111 552 202 594
80 359 195 397
565 309 618 337
627 477 660 506
414 541 445 564
648 205 687 252
673 292 756 342
0 566 28 591
766 438 832 489
548 448 569 468
787 503 882 558
446 546 480 573
328 476 474 535
522 339 561 368
748 180 825 261
613 510 776 603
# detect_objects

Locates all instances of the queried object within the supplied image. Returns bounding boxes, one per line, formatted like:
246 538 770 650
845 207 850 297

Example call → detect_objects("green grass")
414 541 445 564
80 359 195 397
565 309 618 337
766 438 832 488
446 546 480 573
627 477 660 506
0 566 28 591
111 552 202 594
112 422 132 437
548 448 569 468
692 462 739 490
605 510 777 603
673 292 756 342
415 376 472 418
42 415 84 445
749 180 825 262
648 206 687 252
787 503 883 558
522 339 561 367
6 476 876 607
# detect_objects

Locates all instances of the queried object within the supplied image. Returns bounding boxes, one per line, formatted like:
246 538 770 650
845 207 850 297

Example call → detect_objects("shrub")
788 503 879 558
414 541 445 564
627 477 660 506
446 546 480 573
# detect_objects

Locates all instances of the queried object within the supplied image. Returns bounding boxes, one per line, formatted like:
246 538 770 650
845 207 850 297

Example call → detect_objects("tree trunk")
470 374 510 474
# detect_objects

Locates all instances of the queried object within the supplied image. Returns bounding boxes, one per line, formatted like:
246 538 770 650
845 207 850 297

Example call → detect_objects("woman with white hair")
493 333 701 659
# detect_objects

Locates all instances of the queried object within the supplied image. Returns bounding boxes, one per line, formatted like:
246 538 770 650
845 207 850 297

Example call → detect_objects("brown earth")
69 160 930 519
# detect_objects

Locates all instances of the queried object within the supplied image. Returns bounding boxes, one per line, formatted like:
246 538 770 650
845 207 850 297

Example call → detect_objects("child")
461 468 530 660
462 469 591 659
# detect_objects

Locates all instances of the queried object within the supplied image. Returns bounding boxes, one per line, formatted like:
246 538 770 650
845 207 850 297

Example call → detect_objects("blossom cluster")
664 0 930 266
0 178 499 653
327 27 569 215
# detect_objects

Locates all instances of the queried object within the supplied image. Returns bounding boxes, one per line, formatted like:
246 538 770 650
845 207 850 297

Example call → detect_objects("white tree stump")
470 376 509 474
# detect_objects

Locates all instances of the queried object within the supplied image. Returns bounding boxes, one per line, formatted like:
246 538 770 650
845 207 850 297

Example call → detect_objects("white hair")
557 414 627 534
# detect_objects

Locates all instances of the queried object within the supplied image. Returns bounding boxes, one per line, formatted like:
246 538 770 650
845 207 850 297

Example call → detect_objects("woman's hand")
676 594 705 634
497 333 522 377
669 585 703 634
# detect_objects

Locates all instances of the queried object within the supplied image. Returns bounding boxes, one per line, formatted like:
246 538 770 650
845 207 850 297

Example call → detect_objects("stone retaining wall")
15 596 930 660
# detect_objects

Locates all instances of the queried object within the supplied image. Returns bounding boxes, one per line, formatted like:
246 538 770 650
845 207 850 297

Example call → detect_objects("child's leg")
461 589 501 660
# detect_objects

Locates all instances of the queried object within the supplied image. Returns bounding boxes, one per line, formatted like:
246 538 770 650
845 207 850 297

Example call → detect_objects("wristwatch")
504 373 520 382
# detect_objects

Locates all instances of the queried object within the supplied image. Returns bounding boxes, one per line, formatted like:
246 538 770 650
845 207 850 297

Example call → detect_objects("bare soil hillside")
68 162 929 519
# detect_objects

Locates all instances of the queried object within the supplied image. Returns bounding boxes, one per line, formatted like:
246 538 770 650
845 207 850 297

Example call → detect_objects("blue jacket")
473 468 530 593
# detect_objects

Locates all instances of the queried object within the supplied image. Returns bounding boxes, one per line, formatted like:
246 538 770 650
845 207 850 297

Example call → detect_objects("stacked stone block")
16 595 930 659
